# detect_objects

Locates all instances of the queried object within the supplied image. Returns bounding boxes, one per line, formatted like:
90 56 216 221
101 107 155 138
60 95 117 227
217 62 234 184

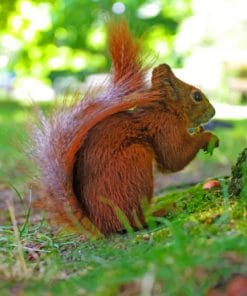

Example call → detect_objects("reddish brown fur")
107 19 144 86
32 19 218 235
73 71 215 234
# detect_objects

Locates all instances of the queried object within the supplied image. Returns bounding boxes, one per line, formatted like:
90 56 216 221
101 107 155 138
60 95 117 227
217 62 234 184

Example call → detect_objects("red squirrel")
32 19 218 235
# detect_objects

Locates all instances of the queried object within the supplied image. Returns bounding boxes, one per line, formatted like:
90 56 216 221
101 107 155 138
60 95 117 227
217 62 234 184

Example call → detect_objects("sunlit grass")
0 98 50 185
1 182 247 295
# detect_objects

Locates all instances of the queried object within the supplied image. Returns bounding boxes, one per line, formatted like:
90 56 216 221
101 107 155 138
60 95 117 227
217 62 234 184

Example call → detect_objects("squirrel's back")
73 110 156 233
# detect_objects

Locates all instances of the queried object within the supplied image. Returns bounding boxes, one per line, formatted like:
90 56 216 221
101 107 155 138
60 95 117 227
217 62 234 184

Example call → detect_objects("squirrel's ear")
151 64 179 100
151 64 172 89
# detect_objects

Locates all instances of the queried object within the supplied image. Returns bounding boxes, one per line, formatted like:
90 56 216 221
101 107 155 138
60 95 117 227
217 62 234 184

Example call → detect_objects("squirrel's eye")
192 91 203 102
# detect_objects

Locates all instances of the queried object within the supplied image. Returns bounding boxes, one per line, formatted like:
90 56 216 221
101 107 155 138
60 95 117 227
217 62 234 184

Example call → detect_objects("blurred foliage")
0 0 18 28
0 0 192 83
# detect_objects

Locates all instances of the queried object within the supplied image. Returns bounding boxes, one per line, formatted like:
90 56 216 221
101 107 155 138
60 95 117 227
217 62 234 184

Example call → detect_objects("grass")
1 184 247 295
1 98 247 295
0 99 51 185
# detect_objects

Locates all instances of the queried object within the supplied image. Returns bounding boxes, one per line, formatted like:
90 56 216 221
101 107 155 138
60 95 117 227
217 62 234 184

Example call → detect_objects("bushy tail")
108 18 145 91
31 19 158 233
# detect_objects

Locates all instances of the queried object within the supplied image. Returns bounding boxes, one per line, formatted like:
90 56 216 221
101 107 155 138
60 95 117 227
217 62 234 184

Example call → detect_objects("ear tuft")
151 63 171 89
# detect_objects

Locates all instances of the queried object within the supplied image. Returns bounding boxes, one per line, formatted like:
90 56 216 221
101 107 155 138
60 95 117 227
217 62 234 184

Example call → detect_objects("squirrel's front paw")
204 133 219 155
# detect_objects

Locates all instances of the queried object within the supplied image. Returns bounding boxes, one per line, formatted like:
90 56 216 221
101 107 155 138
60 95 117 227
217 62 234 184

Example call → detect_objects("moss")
229 148 247 197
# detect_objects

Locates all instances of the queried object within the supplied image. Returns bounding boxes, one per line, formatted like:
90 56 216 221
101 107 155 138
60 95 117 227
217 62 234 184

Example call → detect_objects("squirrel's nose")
211 107 216 118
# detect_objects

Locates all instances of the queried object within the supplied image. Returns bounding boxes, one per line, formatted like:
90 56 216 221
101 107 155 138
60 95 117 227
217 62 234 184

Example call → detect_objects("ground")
0 99 247 295
1 182 247 295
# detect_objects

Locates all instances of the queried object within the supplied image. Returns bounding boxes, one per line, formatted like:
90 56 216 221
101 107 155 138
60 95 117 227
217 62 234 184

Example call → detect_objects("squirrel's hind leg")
82 144 154 234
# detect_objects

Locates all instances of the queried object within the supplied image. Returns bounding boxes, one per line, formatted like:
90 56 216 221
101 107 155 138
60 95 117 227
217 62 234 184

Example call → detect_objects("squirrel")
31 19 219 235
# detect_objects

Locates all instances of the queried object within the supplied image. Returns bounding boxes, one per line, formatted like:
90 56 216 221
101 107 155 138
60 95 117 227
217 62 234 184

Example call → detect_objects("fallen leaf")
227 275 247 296
203 180 221 190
